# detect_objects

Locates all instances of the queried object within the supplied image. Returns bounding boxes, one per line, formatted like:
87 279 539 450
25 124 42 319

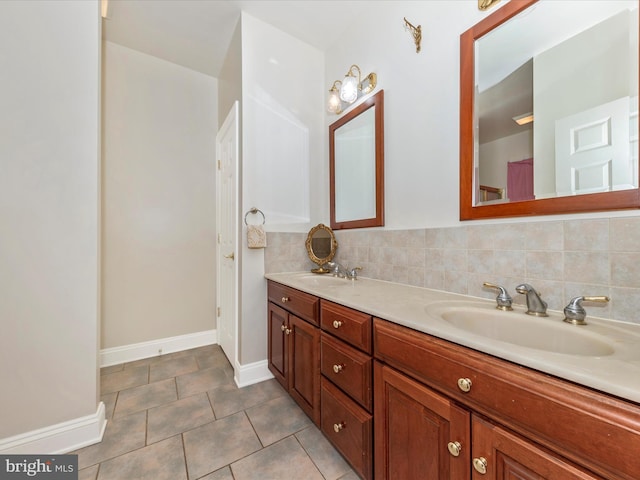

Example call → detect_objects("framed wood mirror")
330 90 384 229
460 0 640 220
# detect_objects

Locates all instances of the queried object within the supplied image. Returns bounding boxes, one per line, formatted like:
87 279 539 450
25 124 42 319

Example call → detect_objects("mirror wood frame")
330 90 385 230
460 0 640 220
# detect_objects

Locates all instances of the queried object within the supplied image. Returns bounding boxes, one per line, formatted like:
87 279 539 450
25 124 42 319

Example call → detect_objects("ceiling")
102 0 362 78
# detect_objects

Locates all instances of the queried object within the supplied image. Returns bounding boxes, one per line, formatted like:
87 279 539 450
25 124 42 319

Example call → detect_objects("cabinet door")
374 362 471 480
472 416 603 480
267 302 288 390
289 314 321 426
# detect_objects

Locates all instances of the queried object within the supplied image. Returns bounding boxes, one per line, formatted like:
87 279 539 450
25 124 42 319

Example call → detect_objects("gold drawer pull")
281 296 289 303
332 364 345 374
457 377 472 393
332 320 343 329
447 441 462 457
473 457 488 474
333 421 346 433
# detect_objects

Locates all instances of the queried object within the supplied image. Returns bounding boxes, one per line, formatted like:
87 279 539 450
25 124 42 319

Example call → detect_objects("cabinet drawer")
373 318 640 480
321 377 372 480
321 332 372 411
268 281 319 325
320 300 372 353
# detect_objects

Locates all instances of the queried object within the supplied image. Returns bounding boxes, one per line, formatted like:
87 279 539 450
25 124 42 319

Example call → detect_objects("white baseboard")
100 330 217 367
0 402 107 454
234 359 273 388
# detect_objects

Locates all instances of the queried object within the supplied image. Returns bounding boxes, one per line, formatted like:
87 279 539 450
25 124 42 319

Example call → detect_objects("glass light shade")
327 89 342 113
339 75 358 103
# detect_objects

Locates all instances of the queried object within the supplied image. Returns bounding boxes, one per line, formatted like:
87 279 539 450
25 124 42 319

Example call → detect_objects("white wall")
0 0 101 441
102 42 218 349
239 13 325 365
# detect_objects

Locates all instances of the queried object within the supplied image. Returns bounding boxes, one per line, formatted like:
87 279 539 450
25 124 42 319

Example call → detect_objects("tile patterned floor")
74 345 357 480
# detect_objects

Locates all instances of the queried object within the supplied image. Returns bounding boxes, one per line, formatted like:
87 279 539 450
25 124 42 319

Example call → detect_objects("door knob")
224 252 235 260
333 421 346 433
473 457 488 474
457 377 472 392
447 441 462 457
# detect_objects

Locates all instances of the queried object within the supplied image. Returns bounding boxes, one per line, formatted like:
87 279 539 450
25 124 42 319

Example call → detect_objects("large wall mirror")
330 90 384 229
460 0 639 220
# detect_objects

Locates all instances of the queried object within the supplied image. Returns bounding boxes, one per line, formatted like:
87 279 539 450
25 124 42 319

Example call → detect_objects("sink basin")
296 274 350 288
426 302 615 357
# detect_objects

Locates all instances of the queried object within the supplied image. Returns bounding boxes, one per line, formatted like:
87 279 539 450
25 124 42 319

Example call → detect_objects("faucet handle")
563 296 610 325
347 266 362 280
483 282 513 311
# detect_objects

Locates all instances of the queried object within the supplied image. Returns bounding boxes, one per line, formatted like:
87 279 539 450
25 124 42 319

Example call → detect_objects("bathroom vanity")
266 272 640 480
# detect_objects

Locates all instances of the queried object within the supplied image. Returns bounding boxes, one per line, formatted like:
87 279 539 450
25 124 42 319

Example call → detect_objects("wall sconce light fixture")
478 0 501 11
327 64 377 115
403 17 422 53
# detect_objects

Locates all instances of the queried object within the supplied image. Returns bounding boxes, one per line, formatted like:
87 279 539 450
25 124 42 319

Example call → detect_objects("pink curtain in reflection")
507 158 534 201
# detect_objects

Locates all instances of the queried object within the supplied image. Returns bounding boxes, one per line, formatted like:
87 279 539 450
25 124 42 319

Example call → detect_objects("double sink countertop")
265 271 640 404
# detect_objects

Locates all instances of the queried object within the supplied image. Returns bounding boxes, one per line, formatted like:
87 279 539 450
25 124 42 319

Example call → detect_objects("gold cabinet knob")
280 324 286 332
281 296 289 303
284 328 292 335
224 252 235 260
332 320 343 329
447 441 462 457
457 377 472 393
332 364 345 374
473 457 488 475
333 421 346 433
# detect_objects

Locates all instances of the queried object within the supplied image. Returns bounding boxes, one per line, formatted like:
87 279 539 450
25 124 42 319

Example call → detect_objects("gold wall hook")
403 17 422 53
478 0 501 11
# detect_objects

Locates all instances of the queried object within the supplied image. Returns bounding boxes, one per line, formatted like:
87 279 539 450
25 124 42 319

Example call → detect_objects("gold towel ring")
244 207 265 226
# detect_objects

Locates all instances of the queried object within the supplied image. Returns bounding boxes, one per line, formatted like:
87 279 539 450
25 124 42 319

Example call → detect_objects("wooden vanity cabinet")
374 318 640 480
267 281 320 426
320 300 373 480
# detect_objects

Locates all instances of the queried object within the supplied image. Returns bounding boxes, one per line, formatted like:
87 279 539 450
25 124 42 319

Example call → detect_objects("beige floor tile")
149 355 199 383
100 364 123 376
97 435 187 480
230 436 324 480
245 395 312 446
198 466 234 480
147 392 214 444
78 464 98 480
113 378 177 418
296 426 354 480
100 365 148 395
73 411 147 469
176 365 234 398
209 379 286 418
183 412 261 479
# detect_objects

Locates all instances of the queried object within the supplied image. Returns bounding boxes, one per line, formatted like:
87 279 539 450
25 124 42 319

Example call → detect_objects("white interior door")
555 97 633 195
216 102 239 370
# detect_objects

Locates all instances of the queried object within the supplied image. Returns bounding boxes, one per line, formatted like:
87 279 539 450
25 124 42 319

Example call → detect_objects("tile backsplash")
265 216 640 325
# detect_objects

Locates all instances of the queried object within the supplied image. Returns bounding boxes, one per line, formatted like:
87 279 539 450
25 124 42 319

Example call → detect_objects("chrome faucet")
327 262 362 280
515 283 548 317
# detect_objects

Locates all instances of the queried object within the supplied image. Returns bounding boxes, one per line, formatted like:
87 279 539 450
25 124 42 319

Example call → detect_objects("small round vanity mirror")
305 224 338 273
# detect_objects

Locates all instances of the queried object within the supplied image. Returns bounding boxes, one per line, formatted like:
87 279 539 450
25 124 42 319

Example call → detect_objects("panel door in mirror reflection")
330 90 384 230
460 0 640 220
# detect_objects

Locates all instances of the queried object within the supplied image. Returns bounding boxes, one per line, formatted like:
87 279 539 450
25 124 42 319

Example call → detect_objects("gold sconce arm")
478 0 501 11
404 17 422 53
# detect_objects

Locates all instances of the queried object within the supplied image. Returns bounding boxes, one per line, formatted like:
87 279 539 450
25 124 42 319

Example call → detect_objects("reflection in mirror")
330 90 384 229
305 224 338 273
460 0 640 220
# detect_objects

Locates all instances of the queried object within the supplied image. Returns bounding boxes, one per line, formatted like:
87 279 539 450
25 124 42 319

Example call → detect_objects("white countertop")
265 271 640 404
